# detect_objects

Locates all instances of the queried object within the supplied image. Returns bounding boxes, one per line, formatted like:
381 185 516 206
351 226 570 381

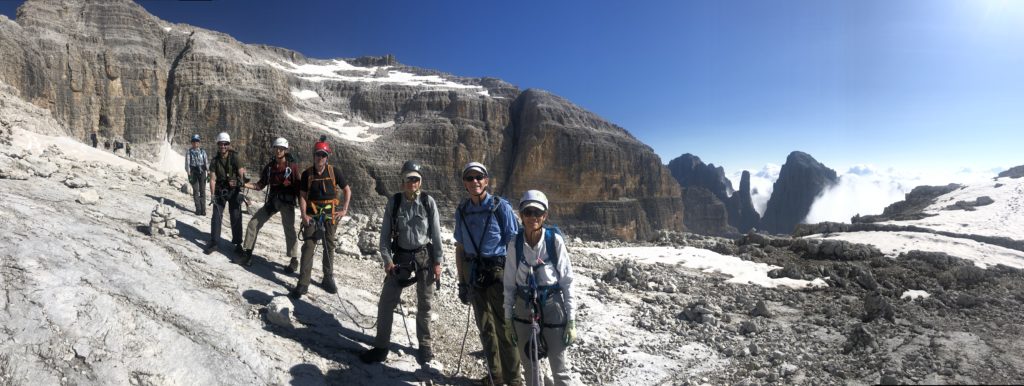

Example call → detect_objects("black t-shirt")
300 165 348 202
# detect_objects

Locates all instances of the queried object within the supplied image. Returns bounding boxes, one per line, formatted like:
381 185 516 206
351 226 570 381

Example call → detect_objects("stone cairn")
149 199 179 237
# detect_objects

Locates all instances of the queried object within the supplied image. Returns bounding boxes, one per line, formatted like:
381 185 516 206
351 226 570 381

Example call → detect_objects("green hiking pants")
471 272 523 385
295 219 338 289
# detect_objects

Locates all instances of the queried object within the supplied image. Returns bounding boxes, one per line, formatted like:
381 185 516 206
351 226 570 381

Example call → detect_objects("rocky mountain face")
0 0 682 241
998 165 1024 179
852 184 962 223
667 153 758 235
759 151 837 234
727 170 760 232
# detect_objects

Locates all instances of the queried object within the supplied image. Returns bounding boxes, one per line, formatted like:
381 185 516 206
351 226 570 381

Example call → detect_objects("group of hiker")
90 131 131 157
184 132 575 386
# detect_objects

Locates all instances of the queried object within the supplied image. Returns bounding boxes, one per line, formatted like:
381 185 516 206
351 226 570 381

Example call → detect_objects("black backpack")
390 192 436 287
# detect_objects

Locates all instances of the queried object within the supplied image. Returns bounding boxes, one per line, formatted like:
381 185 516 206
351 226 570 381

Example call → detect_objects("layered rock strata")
0 0 683 240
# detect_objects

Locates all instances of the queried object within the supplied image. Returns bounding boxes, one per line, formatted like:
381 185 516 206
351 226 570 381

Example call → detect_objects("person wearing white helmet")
237 137 301 268
454 161 522 386
503 190 576 386
185 133 209 215
204 132 247 255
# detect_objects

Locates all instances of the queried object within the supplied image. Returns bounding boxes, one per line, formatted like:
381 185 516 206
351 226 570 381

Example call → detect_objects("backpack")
390 191 434 236
389 191 438 266
459 195 510 288
514 225 563 286
515 224 564 361
457 195 508 256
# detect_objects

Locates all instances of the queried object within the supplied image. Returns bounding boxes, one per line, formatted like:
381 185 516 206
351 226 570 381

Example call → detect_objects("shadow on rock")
174 218 209 250
242 289 427 385
146 193 192 213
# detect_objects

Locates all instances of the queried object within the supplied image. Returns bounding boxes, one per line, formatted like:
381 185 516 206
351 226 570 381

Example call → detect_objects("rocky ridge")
0 0 682 241
667 153 759 236
759 151 838 235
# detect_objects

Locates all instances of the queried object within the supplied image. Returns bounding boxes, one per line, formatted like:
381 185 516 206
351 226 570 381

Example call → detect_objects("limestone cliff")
759 151 838 234
0 0 683 240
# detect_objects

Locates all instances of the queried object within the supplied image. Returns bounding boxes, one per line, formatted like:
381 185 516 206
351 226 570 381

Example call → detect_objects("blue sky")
2 0 1022 177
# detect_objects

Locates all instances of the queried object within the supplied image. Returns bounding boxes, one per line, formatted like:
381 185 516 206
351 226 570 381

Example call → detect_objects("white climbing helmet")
272 137 289 149
519 190 548 212
216 132 231 143
462 161 487 177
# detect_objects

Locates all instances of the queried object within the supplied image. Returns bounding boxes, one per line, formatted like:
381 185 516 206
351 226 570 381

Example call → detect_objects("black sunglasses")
521 208 545 218
463 175 486 182
217 142 230 146
314 151 328 157
405 176 421 183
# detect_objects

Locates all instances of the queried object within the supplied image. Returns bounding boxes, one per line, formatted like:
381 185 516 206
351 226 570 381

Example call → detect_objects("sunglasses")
521 208 545 218
462 175 486 182
314 152 328 158
273 146 287 151
217 142 230 147
405 176 421 183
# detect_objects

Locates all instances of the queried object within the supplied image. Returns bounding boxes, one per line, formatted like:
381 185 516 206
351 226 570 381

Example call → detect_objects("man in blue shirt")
455 162 522 386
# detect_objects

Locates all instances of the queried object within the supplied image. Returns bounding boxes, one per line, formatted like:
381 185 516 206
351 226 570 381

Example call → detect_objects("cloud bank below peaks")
803 165 1001 224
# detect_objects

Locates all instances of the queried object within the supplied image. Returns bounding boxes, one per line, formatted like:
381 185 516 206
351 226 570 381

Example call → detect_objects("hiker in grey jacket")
360 160 443 364
185 134 210 215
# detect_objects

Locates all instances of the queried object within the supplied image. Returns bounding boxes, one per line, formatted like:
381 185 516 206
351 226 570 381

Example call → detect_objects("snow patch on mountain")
581 246 827 289
805 231 1024 269
266 59 484 90
283 111 389 143
881 176 1024 240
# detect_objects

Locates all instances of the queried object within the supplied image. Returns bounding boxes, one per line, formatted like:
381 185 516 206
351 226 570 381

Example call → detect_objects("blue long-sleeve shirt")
454 193 518 258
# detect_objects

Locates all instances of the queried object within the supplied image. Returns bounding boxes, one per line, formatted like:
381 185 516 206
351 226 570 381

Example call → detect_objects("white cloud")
731 163 779 216
803 165 1001 224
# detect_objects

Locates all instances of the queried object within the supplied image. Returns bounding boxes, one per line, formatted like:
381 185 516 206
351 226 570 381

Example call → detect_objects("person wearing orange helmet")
289 139 352 298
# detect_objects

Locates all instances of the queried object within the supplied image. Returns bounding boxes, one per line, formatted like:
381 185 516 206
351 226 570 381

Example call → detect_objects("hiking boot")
233 244 245 254
285 257 298 274
321 277 338 294
359 348 388 364
418 346 434 363
288 285 308 299
236 250 253 267
472 375 501 386
203 242 217 255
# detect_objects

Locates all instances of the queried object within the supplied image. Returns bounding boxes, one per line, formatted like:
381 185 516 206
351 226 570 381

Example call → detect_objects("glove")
505 318 517 345
564 319 576 346
457 282 469 305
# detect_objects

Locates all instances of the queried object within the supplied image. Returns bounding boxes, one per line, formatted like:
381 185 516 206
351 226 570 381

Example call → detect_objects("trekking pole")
452 305 472 377
530 296 542 386
530 318 542 386
397 300 415 349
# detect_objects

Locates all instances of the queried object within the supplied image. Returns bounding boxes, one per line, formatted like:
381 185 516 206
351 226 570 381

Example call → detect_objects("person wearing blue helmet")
185 133 209 215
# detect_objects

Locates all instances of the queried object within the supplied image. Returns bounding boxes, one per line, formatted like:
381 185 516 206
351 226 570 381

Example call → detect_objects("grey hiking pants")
210 188 242 245
373 249 435 349
512 292 571 386
241 197 298 258
295 219 338 289
189 167 206 213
